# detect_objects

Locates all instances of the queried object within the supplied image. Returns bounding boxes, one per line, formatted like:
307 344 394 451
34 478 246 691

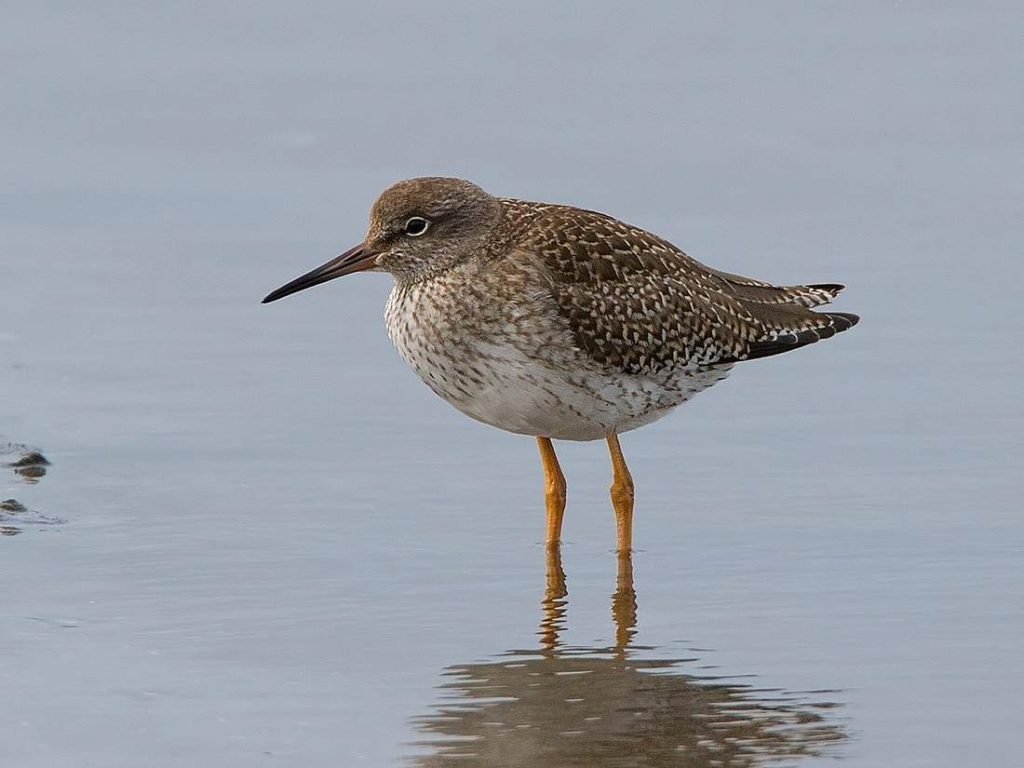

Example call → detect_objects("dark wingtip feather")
742 311 860 361
829 311 859 330
808 283 846 299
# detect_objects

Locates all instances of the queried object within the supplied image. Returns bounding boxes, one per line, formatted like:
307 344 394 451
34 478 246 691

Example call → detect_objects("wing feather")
500 200 858 373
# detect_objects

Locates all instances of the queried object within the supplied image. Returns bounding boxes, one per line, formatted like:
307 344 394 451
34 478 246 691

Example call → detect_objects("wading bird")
263 178 858 552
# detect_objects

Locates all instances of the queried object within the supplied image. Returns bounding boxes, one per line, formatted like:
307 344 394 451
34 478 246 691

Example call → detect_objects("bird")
262 177 858 553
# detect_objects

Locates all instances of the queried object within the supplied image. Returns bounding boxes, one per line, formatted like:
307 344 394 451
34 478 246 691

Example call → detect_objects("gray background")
2 2 1022 766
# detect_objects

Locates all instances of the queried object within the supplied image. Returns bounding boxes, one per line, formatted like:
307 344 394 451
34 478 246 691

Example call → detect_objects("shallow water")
2 3 1023 766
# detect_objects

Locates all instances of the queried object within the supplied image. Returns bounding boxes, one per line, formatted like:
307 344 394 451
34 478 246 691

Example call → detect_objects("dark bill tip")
262 243 378 304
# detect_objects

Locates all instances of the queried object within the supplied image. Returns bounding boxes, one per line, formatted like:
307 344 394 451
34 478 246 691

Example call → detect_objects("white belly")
440 346 730 441
386 284 730 440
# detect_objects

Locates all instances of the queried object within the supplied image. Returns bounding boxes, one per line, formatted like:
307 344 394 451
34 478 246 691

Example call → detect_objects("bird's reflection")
411 548 844 767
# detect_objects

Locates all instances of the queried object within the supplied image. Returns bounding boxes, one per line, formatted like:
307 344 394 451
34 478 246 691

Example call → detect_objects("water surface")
2 3 1022 766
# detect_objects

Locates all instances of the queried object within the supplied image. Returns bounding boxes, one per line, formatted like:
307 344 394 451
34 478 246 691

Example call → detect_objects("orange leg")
606 433 635 553
536 437 567 548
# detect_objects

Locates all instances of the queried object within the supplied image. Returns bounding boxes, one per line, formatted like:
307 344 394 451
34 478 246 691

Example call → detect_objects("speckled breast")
383 270 731 441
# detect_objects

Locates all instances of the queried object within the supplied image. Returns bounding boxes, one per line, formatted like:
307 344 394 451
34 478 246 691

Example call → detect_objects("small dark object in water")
2 445 50 482
11 451 50 468
1 498 27 513
1 526 21 536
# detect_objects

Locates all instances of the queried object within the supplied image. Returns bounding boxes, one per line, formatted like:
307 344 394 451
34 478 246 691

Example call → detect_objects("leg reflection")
539 544 568 654
612 551 637 659
540 546 637 659
411 550 846 766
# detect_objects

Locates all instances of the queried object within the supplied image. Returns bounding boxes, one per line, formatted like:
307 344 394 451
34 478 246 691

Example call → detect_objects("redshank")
263 177 858 552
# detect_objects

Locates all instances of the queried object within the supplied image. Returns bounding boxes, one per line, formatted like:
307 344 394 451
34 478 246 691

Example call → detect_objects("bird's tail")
743 308 860 361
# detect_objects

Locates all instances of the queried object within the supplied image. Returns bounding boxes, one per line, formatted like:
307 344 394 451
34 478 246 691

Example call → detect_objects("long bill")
261 243 378 304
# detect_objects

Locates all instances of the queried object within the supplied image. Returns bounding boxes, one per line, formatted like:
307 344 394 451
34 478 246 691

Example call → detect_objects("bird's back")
497 198 859 375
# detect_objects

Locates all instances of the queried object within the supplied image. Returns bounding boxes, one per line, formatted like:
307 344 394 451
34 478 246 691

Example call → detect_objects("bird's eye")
404 216 430 237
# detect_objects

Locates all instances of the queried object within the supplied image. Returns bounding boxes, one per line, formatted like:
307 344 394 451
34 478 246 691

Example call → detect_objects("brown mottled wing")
501 200 858 373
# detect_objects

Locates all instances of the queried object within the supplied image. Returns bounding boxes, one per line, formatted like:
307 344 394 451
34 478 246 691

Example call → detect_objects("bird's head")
262 177 501 304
